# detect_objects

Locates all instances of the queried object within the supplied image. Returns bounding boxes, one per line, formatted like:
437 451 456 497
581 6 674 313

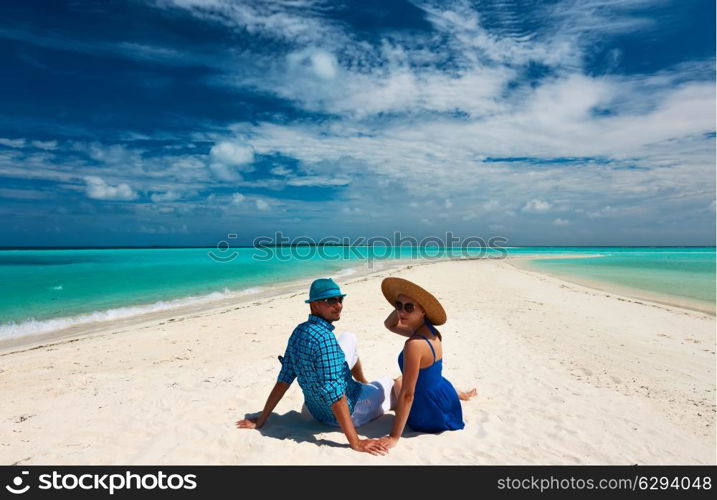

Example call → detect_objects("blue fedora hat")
305 278 346 303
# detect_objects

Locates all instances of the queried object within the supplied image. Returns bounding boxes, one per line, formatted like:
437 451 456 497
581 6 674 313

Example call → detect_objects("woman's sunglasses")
320 296 344 305
395 300 416 313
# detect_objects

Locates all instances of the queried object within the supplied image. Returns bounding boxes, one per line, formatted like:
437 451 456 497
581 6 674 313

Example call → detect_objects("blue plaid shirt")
277 314 362 425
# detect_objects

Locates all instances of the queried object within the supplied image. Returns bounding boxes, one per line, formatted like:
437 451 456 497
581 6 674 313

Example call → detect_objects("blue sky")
0 0 714 246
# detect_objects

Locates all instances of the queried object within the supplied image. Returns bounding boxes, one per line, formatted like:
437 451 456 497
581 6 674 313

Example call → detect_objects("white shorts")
349 376 393 427
303 377 393 428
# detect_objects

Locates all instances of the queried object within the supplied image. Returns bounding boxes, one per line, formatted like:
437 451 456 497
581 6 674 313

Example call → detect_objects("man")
236 278 393 455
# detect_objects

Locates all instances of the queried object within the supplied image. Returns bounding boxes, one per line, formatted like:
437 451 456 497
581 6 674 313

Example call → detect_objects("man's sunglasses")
320 296 344 305
395 300 416 313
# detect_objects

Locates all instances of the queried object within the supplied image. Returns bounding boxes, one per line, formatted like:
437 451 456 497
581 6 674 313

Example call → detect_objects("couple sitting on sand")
236 276 476 455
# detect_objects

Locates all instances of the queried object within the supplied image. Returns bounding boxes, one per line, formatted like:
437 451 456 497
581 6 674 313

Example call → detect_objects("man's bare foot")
458 388 477 401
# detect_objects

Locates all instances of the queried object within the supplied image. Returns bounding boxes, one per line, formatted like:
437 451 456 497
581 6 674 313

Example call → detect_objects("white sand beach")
1 258 714 465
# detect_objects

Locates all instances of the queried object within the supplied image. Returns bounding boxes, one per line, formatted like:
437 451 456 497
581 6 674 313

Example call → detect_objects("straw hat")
381 277 447 325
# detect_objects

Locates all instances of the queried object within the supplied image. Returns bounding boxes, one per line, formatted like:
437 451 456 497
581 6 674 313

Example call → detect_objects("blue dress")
398 324 465 433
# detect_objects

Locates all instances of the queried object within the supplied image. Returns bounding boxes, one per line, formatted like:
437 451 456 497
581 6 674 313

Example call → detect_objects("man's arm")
312 335 388 455
236 381 290 429
331 396 388 456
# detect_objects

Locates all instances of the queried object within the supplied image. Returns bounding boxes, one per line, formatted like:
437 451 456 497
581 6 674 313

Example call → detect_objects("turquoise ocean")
0 246 714 340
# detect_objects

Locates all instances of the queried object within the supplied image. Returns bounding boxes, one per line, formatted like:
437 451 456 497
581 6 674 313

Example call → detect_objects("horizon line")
0 245 715 250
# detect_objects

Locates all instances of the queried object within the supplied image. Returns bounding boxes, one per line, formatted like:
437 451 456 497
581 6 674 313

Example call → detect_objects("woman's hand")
351 438 389 456
384 310 414 337
377 435 399 449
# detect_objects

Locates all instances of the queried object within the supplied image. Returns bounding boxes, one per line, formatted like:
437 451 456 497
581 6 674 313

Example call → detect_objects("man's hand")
235 382 290 431
350 438 389 456
236 416 264 429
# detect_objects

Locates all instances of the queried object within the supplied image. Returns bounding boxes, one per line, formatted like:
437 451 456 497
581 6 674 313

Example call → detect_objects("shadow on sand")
243 410 421 449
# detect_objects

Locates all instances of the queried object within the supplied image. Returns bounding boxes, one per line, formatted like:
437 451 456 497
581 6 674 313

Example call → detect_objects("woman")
379 277 476 449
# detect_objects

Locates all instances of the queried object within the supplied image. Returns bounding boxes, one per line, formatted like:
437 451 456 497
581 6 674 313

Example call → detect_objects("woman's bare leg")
390 376 402 410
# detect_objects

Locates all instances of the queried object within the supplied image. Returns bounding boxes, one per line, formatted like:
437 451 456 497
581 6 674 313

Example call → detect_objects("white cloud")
231 193 245 204
139 223 189 234
31 140 58 150
234 67 713 207
151 0 340 45
86 143 141 165
1 0 712 243
208 162 242 182
522 200 552 213
482 200 502 212
288 49 339 80
270 166 292 176
150 191 182 202
547 0 659 38
209 141 254 167
311 51 337 79
587 205 620 218
0 138 26 148
256 57 512 118
172 156 205 170
286 176 350 187
255 199 269 211
553 218 570 226
418 3 573 69
84 176 138 201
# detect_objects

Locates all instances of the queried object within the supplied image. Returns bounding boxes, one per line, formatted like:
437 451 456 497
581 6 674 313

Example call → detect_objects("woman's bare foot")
458 388 477 401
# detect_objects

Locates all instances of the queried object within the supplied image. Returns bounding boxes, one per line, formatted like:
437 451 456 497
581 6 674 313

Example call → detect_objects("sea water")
0 246 713 339
517 247 715 312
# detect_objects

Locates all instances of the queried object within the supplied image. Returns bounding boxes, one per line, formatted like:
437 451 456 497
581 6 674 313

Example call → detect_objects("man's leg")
350 376 394 427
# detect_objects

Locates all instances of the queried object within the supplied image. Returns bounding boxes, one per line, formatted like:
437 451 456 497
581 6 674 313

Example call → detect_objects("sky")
0 0 714 247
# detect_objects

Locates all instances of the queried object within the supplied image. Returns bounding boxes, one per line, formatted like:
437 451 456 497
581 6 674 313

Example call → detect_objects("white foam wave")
0 286 263 340
333 267 358 278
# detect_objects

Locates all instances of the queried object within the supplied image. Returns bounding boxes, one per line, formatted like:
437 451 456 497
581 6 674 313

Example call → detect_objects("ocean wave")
0 286 263 340
333 267 358 278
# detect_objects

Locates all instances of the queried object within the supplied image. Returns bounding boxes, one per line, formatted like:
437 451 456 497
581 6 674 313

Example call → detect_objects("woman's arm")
381 340 423 447
383 309 414 337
